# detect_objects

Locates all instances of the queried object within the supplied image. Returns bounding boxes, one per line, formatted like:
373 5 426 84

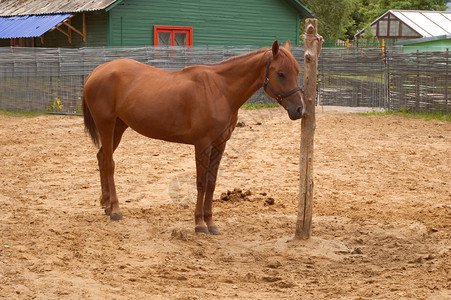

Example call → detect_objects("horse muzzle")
287 105 304 120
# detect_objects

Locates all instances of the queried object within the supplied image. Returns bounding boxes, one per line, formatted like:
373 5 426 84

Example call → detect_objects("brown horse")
82 40 304 234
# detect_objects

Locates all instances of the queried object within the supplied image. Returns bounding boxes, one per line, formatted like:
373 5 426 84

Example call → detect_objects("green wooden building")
396 35 451 53
0 0 312 48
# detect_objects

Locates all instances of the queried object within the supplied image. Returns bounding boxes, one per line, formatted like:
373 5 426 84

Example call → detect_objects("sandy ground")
0 107 450 299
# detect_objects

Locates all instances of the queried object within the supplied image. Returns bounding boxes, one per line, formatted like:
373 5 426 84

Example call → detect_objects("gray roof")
0 0 313 19
0 0 119 17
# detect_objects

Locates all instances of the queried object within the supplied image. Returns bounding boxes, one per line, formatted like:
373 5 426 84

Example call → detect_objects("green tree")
302 0 357 41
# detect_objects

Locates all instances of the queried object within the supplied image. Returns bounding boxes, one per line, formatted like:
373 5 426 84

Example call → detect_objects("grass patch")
0 110 45 118
359 109 450 121
242 102 279 110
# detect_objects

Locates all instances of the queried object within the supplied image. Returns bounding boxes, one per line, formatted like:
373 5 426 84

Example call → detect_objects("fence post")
446 48 449 114
295 19 323 240
385 46 391 110
416 50 420 111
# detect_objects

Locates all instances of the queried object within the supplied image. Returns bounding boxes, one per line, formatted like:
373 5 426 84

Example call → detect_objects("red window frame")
154 25 193 47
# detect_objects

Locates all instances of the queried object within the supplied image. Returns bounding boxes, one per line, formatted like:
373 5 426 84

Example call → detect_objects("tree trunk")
295 18 323 240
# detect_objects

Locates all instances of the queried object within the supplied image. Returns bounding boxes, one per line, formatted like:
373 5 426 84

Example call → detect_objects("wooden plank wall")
108 0 300 47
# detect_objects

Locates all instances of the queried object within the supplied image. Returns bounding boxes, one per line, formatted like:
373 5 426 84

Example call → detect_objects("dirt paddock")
0 107 450 299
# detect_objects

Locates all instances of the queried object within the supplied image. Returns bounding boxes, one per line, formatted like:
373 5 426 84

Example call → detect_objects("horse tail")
82 95 100 148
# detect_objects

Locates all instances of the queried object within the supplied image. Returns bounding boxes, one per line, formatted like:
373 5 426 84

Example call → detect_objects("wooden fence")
317 47 450 114
0 46 449 114
318 48 388 108
388 50 450 113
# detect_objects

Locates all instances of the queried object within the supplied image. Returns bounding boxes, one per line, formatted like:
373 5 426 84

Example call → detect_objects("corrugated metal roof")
0 14 72 38
0 0 118 17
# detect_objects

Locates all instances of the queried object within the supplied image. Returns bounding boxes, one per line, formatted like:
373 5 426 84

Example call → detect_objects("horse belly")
119 98 205 145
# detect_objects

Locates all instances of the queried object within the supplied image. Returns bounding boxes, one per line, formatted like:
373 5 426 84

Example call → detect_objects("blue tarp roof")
0 14 71 39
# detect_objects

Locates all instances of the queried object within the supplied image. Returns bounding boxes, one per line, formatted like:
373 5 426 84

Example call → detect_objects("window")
154 26 193 47
378 20 388 36
389 20 400 37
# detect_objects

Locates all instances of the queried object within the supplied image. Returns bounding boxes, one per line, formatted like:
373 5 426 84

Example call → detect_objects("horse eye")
277 72 286 79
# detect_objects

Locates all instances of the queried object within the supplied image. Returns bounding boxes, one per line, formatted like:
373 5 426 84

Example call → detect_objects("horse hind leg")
97 147 109 213
97 118 128 219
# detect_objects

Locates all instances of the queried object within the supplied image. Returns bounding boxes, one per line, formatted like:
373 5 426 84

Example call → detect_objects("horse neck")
214 50 270 110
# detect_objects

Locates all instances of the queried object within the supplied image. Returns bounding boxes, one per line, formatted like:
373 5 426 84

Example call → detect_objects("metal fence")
317 39 393 48
0 46 449 114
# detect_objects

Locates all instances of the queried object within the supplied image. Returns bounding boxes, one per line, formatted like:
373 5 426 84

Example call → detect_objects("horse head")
264 40 305 120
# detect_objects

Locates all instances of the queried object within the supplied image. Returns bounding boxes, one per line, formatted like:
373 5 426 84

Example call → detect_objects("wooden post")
68 18 72 44
295 18 323 240
82 13 87 42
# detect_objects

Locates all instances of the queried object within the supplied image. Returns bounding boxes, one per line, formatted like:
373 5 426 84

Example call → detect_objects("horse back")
84 58 233 146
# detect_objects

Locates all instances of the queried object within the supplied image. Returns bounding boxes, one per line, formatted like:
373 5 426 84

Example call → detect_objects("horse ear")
272 40 279 57
284 40 291 51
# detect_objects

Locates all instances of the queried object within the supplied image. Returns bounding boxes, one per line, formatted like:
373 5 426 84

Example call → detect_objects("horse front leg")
203 142 226 234
194 144 212 233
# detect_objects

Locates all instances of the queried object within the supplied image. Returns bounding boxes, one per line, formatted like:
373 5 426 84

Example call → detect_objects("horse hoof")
208 226 220 235
110 213 123 221
195 226 209 234
104 208 111 216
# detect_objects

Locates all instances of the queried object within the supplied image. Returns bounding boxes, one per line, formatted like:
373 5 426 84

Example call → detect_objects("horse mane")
202 48 270 67
186 45 300 74
212 46 300 72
